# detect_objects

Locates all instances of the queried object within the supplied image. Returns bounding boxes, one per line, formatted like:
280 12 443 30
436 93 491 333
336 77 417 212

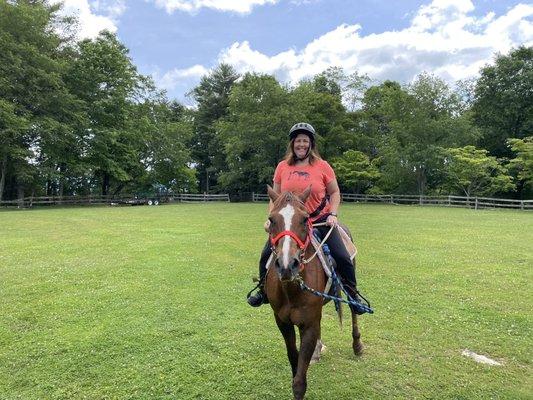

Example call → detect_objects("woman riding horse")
247 122 364 312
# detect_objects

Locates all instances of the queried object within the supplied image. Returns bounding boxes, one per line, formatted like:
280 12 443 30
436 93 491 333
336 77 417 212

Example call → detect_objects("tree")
216 73 296 193
66 31 150 195
443 146 515 197
135 100 196 193
189 64 239 192
508 137 533 198
0 99 28 201
360 75 478 195
332 150 380 194
312 66 371 111
0 0 77 200
473 46 533 157
291 81 351 160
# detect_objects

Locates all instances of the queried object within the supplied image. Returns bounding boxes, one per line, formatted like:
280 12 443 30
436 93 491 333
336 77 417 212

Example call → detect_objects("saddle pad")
337 226 357 261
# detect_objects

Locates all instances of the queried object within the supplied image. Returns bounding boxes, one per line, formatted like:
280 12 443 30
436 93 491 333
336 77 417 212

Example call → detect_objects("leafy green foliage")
217 73 296 192
473 46 533 157
332 150 381 193
0 0 77 199
359 75 478 195
508 136 533 196
443 146 515 197
0 2 531 200
188 64 239 192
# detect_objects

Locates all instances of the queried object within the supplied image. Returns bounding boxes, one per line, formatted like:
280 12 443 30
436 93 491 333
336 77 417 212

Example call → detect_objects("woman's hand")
326 214 338 227
264 219 271 232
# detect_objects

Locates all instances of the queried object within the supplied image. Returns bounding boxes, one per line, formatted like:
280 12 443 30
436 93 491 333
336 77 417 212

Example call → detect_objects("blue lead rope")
297 277 374 314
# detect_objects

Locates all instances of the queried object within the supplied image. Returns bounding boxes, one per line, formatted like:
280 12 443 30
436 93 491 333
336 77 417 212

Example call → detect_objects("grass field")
0 203 532 399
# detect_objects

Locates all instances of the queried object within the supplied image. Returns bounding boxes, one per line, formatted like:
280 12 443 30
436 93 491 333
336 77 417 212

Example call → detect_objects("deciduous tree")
443 146 515 197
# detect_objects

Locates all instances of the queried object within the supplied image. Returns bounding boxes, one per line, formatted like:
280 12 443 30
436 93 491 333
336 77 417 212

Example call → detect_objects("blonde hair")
283 139 322 166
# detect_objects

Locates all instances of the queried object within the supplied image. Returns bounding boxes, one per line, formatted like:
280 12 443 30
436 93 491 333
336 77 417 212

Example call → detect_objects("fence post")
448 195 451 206
475 197 478 210
521 200 524 210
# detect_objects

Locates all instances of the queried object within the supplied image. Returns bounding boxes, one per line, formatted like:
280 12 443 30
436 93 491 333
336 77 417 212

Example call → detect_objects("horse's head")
267 185 312 282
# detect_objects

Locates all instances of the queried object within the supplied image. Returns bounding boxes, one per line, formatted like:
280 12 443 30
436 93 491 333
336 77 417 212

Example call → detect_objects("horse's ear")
299 185 312 203
267 185 279 202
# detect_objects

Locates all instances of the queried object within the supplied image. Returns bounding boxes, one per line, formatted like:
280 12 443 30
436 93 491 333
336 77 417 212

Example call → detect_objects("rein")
302 222 334 264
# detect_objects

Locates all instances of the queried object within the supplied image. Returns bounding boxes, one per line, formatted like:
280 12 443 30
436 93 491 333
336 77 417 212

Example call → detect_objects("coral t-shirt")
273 159 336 219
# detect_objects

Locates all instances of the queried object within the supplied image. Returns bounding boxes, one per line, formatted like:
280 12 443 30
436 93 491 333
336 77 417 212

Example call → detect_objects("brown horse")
264 186 363 400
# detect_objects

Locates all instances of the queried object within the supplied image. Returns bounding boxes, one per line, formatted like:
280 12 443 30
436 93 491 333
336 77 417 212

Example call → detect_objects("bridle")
269 217 313 271
270 219 312 251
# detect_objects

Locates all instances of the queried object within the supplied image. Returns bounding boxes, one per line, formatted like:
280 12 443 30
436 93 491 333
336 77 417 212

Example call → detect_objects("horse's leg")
351 310 363 356
292 324 320 400
275 316 299 377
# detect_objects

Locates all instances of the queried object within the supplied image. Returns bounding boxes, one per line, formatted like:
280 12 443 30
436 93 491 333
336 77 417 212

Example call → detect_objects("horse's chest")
277 305 311 326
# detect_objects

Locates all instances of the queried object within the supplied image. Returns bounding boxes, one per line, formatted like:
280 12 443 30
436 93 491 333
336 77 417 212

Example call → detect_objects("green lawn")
0 203 531 399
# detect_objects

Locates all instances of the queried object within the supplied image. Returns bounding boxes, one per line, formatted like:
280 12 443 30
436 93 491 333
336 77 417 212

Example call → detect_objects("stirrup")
247 290 267 307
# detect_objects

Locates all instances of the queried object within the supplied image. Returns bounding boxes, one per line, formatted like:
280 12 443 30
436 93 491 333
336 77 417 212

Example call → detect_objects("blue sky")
60 0 532 105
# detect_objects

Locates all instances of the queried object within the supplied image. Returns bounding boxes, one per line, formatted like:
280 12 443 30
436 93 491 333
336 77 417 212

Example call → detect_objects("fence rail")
1 192 530 210
341 193 533 210
252 192 533 211
0 193 230 208
177 193 230 202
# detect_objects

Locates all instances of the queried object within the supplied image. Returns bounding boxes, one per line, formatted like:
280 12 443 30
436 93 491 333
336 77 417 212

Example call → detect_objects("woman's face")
293 133 311 159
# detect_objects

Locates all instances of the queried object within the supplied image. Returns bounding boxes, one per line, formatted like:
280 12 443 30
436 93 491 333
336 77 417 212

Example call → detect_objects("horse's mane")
273 191 307 213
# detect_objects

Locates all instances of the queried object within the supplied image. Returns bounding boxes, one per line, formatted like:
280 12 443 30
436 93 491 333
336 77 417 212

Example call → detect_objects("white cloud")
214 0 533 86
153 65 209 91
56 0 125 39
149 0 278 14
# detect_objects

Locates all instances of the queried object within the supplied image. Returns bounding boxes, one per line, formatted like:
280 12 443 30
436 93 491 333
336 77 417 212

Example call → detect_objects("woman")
247 122 364 313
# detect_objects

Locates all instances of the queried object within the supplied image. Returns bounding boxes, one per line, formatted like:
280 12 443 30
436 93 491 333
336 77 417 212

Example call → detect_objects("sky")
58 0 533 105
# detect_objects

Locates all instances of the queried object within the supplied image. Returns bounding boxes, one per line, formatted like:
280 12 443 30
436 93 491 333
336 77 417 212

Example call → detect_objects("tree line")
1 0 532 202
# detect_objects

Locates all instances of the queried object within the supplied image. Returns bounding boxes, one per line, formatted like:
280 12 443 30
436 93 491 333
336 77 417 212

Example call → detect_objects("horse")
264 186 363 400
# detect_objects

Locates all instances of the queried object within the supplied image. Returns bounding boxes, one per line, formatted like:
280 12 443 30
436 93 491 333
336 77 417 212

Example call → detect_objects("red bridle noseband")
270 220 313 252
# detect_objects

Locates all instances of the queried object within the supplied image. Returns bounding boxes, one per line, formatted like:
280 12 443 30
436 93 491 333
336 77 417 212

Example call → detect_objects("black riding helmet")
289 122 316 147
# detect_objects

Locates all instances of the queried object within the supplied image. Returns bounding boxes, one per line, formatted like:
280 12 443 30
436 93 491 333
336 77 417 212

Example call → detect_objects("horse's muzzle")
276 256 300 282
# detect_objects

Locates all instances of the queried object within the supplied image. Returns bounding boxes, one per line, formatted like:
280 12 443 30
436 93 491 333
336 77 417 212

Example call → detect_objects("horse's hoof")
353 341 364 356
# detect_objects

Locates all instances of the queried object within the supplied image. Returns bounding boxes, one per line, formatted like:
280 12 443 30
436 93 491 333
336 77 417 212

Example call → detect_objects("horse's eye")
268 217 275 225
302 217 309 224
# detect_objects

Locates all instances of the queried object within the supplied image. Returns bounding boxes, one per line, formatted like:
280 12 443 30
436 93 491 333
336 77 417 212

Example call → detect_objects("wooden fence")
176 193 230 203
252 192 533 211
0 193 230 208
1 192 530 210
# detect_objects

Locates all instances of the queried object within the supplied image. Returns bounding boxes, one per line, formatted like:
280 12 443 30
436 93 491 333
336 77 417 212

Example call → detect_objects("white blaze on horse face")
279 203 295 269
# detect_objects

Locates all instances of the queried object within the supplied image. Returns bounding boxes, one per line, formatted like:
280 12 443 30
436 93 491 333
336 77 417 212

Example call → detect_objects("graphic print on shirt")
288 171 310 181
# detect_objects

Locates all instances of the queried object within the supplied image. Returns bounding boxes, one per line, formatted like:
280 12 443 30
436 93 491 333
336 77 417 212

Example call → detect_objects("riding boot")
342 281 365 315
336 264 366 315
247 244 270 307
247 264 268 307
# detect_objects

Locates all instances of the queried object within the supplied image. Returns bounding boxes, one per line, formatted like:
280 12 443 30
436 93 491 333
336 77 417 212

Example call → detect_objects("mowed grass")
0 203 531 400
